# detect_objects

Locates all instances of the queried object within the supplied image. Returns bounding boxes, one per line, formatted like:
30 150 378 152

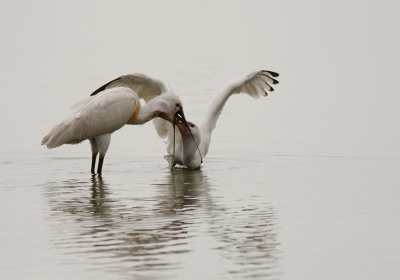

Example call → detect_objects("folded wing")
43 88 137 148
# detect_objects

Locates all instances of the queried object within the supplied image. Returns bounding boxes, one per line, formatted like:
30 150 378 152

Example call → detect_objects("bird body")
42 73 187 174
154 70 279 169
42 88 137 148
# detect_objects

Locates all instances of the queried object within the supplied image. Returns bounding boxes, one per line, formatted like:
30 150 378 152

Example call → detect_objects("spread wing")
90 73 169 103
152 70 279 159
198 70 279 155
70 73 168 112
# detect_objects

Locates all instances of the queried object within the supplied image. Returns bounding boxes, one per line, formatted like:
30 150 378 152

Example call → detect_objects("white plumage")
42 88 137 148
42 73 186 174
153 70 280 169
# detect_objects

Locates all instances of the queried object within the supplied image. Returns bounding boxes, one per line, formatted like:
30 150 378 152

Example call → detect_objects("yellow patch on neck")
126 101 141 125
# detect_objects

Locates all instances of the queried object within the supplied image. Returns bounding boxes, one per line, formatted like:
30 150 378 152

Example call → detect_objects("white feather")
42 72 186 174
91 73 169 103
154 70 279 168
42 88 137 148
70 96 94 111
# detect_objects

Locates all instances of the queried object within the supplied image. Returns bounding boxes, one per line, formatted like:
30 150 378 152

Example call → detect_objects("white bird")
42 73 188 174
153 70 279 169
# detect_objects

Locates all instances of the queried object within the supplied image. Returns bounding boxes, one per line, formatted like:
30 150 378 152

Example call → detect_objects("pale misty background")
0 1 399 280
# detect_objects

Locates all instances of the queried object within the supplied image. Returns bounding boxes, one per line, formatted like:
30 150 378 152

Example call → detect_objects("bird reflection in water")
45 170 280 279
151 168 212 215
88 175 110 216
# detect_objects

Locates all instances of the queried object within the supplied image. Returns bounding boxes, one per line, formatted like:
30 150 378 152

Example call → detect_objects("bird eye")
176 103 180 107
190 124 194 128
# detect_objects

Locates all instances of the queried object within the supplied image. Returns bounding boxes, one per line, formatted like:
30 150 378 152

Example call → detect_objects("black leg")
97 155 105 175
91 153 97 174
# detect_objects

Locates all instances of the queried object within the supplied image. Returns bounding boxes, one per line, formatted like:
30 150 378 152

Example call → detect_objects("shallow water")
44 169 279 279
1 1 400 279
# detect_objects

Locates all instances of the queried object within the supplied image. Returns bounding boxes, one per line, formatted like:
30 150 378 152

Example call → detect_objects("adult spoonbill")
42 73 189 174
153 70 279 169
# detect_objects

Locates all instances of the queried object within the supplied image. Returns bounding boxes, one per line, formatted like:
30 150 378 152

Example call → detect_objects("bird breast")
126 100 141 125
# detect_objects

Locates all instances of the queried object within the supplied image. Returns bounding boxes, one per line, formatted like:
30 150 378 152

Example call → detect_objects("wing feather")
151 70 279 160
153 118 172 142
42 88 137 148
152 118 178 152
71 96 94 111
199 70 279 153
90 73 168 103
259 74 279 85
252 79 267 97
246 82 261 99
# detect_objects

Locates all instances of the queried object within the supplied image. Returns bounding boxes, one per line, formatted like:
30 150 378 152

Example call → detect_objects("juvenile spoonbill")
42 73 189 174
153 70 279 169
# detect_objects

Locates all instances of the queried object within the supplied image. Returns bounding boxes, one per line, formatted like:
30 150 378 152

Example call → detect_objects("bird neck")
180 130 202 169
134 99 162 125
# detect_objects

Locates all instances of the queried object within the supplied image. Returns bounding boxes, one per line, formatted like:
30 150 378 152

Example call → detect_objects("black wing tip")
262 70 279 77
270 77 279 84
90 87 105 96
90 76 123 96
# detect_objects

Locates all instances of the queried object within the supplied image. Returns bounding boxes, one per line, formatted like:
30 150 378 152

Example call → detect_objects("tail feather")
41 118 84 149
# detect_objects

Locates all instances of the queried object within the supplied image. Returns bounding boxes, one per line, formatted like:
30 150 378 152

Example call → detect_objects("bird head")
174 115 203 166
157 93 186 124
175 119 200 143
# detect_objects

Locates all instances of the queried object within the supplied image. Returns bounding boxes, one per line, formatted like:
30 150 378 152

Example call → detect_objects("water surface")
1 1 399 279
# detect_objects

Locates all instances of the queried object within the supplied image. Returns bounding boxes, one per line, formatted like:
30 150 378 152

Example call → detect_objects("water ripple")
44 169 280 279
